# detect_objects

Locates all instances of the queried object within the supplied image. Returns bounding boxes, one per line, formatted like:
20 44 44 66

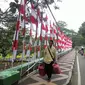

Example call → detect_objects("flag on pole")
30 3 37 25
50 21 53 40
12 19 20 60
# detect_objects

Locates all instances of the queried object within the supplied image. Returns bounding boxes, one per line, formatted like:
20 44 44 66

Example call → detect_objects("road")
71 52 85 85
78 53 85 85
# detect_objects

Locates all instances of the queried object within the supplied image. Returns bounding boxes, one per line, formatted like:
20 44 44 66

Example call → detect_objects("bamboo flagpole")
19 0 27 75
12 16 20 67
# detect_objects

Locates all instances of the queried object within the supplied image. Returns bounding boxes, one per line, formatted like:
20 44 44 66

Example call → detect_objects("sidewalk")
18 50 76 85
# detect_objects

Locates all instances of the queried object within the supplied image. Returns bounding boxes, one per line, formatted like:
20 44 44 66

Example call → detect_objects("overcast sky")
50 0 85 32
0 0 85 32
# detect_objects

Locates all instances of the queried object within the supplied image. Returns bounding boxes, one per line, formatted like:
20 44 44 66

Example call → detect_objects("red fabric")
30 16 37 24
12 40 18 50
42 23 46 30
23 15 28 21
22 28 26 36
37 46 40 51
54 29 56 34
52 64 62 74
16 20 20 31
19 5 25 14
45 24 48 32
45 35 48 40
50 37 52 40
40 35 42 41
38 64 46 76
31 3 34 9
50 29 52 33
44 45 47 49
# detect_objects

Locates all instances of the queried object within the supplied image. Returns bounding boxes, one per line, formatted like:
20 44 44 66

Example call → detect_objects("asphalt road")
68 51 78 85
70 52 85 85
78 53 85 85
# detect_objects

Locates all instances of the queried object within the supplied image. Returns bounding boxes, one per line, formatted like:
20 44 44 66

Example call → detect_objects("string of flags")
12 0 72 61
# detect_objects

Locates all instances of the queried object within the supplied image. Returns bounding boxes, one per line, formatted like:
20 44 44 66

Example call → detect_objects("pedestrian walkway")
18 50 76 85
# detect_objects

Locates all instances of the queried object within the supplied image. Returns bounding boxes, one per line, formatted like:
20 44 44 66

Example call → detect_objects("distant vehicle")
78 48 84 56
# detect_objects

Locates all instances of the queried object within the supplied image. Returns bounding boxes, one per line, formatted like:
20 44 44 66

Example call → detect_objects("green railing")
0 49 72 85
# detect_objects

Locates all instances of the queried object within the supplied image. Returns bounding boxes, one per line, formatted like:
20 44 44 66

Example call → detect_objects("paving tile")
18 50 76 85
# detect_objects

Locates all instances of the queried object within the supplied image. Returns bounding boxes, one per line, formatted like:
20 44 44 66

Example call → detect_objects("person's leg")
48 62 53 80
45 62 53 81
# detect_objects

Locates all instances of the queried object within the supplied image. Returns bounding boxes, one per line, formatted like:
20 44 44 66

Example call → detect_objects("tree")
57 21 67 28
72 34 85 47
0 0 19 25
0 24 16 57
78 22 85 38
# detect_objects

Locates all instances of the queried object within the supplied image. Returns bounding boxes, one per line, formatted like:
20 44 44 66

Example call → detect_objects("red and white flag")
50 21 53 40
12 19 20 60
30 3 37 25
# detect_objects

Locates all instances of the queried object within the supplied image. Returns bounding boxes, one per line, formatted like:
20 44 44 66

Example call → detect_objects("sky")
0 0 85 32
50 0 85 32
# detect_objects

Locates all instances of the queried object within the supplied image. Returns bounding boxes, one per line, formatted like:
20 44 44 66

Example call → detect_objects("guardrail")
0 49 72 85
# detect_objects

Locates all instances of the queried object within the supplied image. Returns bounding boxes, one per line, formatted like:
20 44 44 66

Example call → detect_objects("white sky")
50 0 85 32
0 0 85 32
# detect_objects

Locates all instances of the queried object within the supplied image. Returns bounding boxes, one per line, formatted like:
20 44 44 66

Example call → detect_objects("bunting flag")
19 0 27 36
50 21 53 40
12 0 73 63
57 27 63 51
53 23 57 46
30 3 37 25
20 0 27 60
34 6 41 59
12 0 27 61
57 26 73 51
44 15 48 48
12 18 20 60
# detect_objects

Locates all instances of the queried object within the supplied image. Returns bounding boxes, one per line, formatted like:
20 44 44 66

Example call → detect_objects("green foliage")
0 24 15 57
78 22 85 38
58 21 67 28
72 34 85 47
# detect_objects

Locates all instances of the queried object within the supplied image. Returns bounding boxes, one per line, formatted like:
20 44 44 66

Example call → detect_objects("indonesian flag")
30 3 37 25
37 8 41 23
43 15 48 48
53 23 57 46
50 21 53 40
41 21 46 38
12 20 20 60
44 15 48 32
42 22 46 30
19 0 27 14
57 27 62 50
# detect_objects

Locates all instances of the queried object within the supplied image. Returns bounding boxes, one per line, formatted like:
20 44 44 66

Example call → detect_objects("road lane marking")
77 56 81 85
